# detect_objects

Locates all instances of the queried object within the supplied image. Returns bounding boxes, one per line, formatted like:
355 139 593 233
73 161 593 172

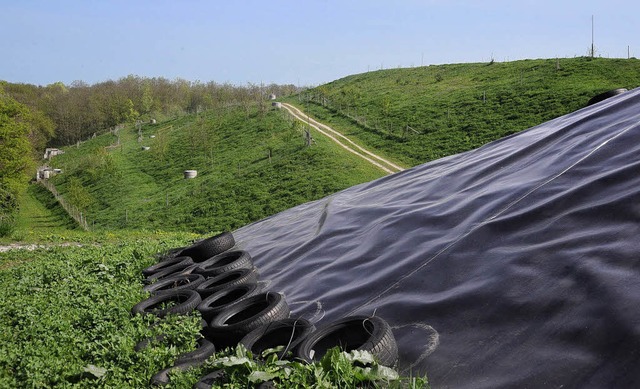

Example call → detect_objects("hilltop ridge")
289 57 640 166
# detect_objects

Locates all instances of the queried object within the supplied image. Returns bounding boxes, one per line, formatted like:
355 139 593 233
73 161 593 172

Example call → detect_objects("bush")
0 218 15 237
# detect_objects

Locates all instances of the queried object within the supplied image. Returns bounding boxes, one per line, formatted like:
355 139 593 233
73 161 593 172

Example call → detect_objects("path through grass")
5 184 79 243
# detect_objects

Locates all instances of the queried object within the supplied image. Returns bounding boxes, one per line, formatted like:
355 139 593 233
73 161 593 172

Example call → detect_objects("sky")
1 0 639 87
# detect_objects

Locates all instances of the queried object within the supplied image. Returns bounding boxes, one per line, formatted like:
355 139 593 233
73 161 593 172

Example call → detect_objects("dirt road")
281 103 404 174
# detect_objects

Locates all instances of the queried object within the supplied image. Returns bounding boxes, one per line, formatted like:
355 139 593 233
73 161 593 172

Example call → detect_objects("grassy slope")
47 106 386 233
0 183 84 245
285 57 640 166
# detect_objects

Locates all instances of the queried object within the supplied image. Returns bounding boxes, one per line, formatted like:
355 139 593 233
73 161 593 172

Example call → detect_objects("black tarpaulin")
233 87 640 388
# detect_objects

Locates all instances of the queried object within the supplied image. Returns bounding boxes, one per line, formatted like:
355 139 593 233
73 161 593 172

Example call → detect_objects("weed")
0 219 14 238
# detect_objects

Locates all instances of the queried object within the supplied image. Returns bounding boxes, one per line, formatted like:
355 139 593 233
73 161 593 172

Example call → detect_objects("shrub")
0 218 15 238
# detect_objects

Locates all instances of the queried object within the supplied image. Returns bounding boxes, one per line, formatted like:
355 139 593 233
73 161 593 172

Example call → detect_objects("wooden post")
305 129 312 147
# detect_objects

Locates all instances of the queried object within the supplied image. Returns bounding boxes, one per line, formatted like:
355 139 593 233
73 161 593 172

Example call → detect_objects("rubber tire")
194 250 253 278
197 283 261 322
209 292 290 336
143 273 205 295
131 290 202 318
143 256 194 277
296 315 398 367
134 334 167 352
193 369 227 389
256 381 276 389
240 318 315 360
175 338 216 364
586 88 628 106
155 246 186 261
180 232 235 262
195 268 259 298
144 263 200 285
150 358 208 386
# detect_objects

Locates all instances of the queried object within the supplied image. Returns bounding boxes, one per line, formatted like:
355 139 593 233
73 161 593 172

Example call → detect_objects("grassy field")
285 57 640 166
6 185 79 241
0 232 200 388
45 105 387 234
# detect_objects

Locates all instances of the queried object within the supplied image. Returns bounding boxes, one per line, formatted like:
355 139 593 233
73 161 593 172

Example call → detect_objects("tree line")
1 76 298 146
0 76 299 230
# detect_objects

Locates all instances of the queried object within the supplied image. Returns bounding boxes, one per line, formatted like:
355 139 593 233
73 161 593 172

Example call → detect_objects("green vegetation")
0 92 54 235
47 104 385 233
1 78 297 146
0 235 427 388
174 344 427 388
0 233 199 388
286 57 640 166
9 184 78 241
3 57 640 387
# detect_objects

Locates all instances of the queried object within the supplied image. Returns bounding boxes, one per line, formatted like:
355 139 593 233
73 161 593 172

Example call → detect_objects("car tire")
175 338 216 364
143 273 205 295
296 315 398 367
131 290 202 318
209 292 290 337
586 88 628 106
240 318 315 360
195 250 253 278
195 268 259 298
197 283 261 322
193 369 227 389
142 256 194 277
144 263 200 285
180 232 235 262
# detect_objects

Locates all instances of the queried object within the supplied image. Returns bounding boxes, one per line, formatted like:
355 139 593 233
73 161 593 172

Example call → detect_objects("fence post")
38 181 89 231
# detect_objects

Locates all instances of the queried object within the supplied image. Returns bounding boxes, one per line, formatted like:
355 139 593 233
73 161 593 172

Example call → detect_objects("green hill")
45 105 386 234
36 57 640 235
286 57 640 166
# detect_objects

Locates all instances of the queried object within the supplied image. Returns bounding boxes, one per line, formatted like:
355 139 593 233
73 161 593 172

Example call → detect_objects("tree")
124 99 140 123
0 93 35 215
66 176 93 210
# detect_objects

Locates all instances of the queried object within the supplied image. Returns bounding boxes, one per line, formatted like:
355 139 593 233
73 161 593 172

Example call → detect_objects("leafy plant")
0 235 200 387
0 217 15 237
168 344 429 388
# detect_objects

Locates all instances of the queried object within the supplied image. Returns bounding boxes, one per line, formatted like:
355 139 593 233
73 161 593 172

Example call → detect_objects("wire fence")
39 180 90 231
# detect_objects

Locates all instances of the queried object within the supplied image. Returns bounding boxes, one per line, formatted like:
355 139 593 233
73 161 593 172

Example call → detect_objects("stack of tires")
131 231 399 387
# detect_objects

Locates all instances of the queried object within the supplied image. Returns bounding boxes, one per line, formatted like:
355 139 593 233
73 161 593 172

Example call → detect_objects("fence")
39 180 90 231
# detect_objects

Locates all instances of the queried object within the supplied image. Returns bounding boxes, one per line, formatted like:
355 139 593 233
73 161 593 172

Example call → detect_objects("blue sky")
1 0 639 87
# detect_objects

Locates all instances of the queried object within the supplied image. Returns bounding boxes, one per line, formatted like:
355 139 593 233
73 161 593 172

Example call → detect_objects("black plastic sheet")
233 88 640 388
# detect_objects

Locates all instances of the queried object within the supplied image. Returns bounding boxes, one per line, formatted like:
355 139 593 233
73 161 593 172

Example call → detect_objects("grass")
0 234 428 388
46 105 387 234
0 184 80 244
0 234 200 387
285 57 640 166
